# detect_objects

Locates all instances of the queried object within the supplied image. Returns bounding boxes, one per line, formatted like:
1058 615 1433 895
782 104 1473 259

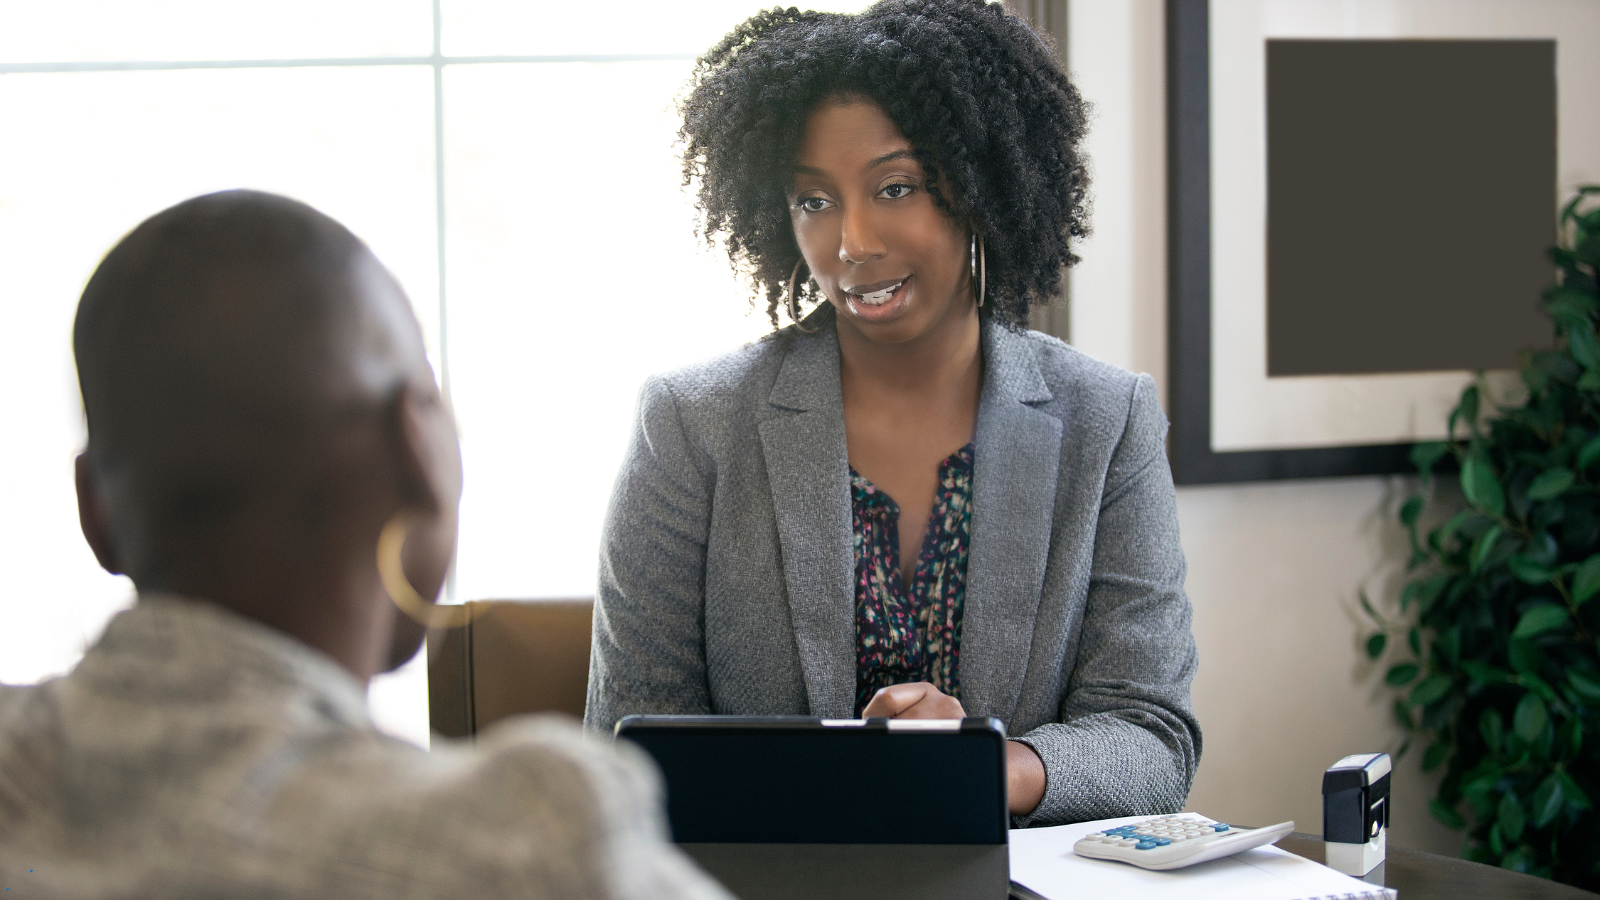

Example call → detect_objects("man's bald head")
74 190 432 584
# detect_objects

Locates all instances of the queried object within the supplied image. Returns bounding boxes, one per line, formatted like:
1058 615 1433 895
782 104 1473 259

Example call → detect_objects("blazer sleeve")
1012 373 1202 825
585 376 715 734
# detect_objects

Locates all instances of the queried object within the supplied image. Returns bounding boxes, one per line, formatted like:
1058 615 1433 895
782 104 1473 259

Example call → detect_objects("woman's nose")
838 204 886 264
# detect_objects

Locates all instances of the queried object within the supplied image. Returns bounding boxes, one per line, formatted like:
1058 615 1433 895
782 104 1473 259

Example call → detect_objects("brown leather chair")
426 598 593 738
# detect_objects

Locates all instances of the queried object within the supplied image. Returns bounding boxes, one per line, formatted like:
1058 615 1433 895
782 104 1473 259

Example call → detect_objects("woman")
586 0 1199 825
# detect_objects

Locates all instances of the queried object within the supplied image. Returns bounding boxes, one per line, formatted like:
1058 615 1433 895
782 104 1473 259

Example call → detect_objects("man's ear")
75 453 124 575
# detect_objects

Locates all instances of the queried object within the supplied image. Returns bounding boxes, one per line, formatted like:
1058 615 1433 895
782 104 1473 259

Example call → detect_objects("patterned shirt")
851 443 975 714
0 593 729 900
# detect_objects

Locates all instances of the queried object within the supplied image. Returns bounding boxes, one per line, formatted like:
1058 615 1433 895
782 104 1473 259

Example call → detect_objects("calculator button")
1212 824 1230 832
1135 842 1158 850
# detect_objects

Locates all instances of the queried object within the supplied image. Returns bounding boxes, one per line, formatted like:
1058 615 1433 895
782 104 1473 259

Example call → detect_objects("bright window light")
0 0 869 748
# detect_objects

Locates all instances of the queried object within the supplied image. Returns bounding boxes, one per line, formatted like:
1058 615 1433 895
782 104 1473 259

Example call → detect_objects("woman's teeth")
854 280 905 306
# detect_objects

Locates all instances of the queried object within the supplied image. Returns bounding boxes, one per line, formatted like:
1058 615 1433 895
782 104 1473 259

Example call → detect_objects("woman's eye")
796 196 830 212
881 183 914 200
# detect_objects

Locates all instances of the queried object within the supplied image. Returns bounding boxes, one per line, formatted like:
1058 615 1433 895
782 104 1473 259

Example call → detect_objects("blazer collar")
760 316 856 715
963 322 1062 724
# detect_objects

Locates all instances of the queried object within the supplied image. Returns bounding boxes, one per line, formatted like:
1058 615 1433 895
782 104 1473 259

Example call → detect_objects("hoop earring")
378 513 472 629
788 258 819 334
970 233 987 308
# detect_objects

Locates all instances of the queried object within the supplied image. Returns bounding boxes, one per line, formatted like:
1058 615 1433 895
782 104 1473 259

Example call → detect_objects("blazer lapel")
758 323 857 717
962 324 1061 724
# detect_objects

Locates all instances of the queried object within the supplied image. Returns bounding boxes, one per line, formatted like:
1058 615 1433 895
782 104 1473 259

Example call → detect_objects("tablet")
614 715 1009 845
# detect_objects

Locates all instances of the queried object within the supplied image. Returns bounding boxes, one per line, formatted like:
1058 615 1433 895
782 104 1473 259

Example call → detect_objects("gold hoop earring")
378 513 472 629
970 233 986 308
788 258 819 334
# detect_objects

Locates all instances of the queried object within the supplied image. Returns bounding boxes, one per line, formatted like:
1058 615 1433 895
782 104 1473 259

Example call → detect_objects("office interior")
10 0 1595 863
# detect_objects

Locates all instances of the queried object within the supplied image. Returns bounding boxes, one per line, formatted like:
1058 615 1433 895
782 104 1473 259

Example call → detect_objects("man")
0 190 728 899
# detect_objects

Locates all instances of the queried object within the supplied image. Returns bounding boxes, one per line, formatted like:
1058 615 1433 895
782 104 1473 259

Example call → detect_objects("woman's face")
788 99 973 345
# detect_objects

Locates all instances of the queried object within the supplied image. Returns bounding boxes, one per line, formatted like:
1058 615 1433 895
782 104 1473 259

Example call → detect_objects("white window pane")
444 60 772 601
0 0 432 63
0 66 437 707
441 0 873 58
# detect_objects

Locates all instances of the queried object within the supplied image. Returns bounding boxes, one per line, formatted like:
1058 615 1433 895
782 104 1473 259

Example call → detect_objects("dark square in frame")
1266 39 1554 377
1165 1 1560 483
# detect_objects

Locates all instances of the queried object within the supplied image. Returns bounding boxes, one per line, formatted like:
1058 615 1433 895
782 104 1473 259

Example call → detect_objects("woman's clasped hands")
861 682 1046 816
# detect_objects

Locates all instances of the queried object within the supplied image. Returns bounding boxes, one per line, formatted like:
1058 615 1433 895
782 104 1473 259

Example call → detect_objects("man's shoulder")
372 715 727 897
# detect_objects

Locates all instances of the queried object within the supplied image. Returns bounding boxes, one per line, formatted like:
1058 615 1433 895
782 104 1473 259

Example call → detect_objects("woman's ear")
75 453 124 575
389 378 464 516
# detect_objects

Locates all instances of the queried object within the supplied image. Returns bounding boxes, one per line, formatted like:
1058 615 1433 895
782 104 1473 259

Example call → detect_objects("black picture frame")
1165 0 1415 485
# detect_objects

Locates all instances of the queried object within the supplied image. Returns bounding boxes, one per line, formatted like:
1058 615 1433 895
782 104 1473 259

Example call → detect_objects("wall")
1066 0 1457 855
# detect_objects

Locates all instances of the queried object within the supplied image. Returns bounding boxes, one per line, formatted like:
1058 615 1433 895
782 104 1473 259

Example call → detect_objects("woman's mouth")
849 278 907 307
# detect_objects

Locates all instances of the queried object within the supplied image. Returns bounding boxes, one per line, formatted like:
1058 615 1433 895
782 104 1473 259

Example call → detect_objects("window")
0 0 868 744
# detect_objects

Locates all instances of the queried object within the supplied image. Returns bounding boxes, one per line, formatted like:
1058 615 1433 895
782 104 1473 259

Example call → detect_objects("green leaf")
1457 385 1481 429
1359 589 1378 621
1573 554 1600 604
1514 693 1549 743
1422 740 1450 772
1393 699 1414 730
1557 770 1591 810
1480 708 1506 752
1462 660 1509 686
1430 798 1467 829
1461 455 1506 518
1568 323 1600 371
1526 530 1559 565
1386 663 1420 687
1501 845 1533 873
1365 632 1387 659
1511 603 1570 639
1527 467 1575 500
1498 792 1526 841
1408 626 1422 656
1410 674 1453 707
1410 442 1450 477
1402 575 1451 614
1400 495 1424 527
1507 555 1553 584
1568 670 1600 704
1469 525 1504 574
1547 285 1600 316
1522 672 1558 704
1531 774 1565 828
1509 639 1544 675
1583 369 1600 391
1578 435 1600 471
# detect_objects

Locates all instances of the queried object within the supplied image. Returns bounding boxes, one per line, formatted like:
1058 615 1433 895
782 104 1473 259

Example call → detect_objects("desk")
1274 832 1596 900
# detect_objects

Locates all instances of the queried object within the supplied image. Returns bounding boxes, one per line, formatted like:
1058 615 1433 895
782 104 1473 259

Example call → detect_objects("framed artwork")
1165 0 1600 484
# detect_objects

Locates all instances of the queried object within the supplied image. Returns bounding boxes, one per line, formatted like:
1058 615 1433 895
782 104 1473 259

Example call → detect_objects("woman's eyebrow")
867 149 916 169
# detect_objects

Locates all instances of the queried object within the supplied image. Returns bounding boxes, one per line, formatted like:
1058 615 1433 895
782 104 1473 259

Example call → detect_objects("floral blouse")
850 443 975 715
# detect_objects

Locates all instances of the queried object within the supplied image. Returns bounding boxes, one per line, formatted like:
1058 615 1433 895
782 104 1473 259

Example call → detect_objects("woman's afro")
680 0 1090 329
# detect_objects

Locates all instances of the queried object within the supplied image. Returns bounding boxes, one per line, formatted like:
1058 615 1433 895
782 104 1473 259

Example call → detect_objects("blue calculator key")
1135 841 1158 850
1212 824 1230 832
1154 838 1171 845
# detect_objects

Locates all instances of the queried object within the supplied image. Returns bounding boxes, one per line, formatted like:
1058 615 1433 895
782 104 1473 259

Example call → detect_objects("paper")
1010 816 1396 900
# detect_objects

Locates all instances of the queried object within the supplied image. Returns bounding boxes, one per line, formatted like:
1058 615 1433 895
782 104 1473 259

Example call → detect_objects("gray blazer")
586 312 1200 826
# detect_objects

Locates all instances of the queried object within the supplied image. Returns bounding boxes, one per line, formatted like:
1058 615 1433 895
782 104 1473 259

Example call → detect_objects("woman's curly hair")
680 0 1090 330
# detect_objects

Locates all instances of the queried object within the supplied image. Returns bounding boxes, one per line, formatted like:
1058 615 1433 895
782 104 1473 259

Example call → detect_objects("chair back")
427 598 593 738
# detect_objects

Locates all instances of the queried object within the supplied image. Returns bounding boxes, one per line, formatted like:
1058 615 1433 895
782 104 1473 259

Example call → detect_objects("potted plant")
1365 186 1600 887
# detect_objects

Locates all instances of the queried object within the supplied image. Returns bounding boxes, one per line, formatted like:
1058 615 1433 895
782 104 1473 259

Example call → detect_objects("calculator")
1072 813 1296 870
